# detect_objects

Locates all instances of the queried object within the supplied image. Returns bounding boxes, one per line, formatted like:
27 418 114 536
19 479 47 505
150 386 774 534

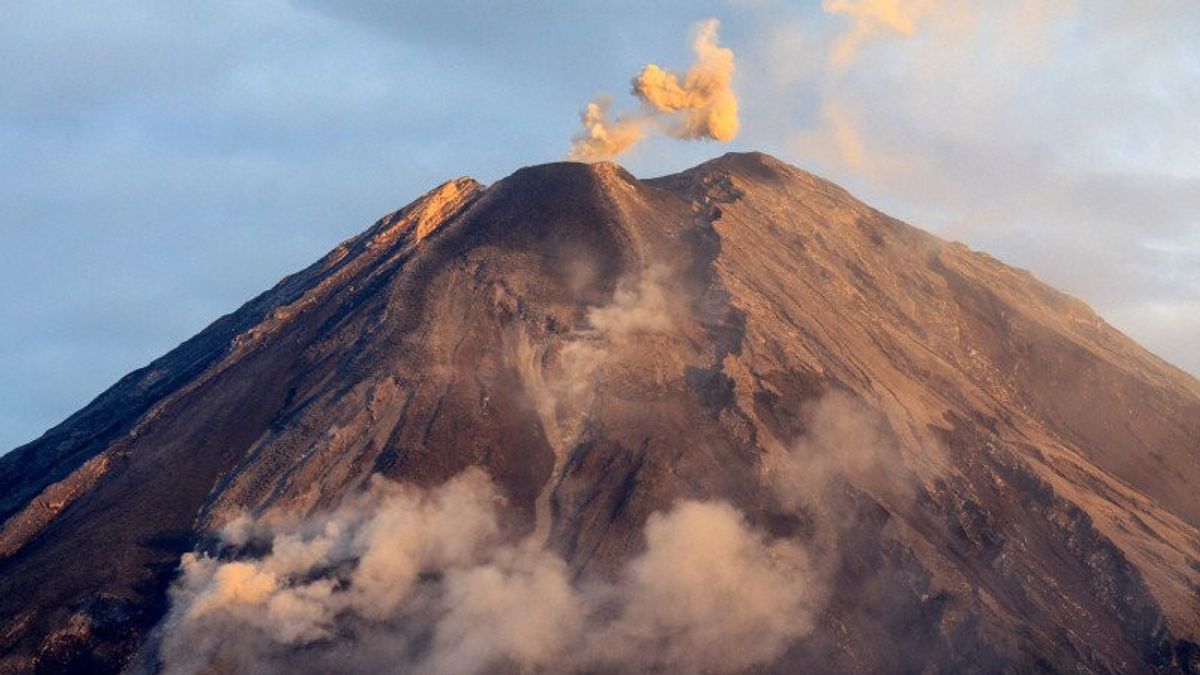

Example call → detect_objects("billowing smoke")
586 501 815 673
823 0 940 70
569 19 740 161
631 18 740 142
158 470 510 673
155 470 819 675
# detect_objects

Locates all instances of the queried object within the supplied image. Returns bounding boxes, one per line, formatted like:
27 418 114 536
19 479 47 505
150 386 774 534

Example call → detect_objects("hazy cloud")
822 0 941 70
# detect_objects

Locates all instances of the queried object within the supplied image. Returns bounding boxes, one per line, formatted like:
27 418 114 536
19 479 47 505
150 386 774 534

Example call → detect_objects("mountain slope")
0 153 1197 674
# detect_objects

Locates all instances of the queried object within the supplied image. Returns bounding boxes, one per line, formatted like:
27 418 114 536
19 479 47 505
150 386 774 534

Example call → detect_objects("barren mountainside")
0 152 1198 674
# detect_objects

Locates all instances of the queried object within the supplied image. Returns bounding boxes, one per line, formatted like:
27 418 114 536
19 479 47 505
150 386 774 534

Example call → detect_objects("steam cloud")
569 18 740 161
155 470 818 675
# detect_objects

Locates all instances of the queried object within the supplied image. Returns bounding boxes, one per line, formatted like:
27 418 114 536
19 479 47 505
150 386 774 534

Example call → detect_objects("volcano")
1 152 1197 674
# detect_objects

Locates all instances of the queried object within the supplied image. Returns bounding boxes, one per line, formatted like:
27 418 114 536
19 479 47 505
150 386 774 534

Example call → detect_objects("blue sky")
2 1 1198 450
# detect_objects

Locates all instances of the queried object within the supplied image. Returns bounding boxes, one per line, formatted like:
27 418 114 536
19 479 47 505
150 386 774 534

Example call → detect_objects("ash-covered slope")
1 153 1197 674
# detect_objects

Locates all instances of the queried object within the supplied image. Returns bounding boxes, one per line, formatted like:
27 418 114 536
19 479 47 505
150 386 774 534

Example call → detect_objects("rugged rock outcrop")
0 152 1197 674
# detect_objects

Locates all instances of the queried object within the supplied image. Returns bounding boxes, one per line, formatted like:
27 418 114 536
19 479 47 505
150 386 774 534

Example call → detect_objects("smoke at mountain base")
569 19 739 161
152 341 921 674
154 471 819 675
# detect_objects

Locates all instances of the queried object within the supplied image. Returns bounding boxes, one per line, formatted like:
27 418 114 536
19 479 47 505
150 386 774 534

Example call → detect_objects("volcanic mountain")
0 152 1197 674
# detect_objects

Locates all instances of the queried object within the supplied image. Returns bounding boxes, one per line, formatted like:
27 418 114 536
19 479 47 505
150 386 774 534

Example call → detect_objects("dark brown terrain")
0 152 1197 673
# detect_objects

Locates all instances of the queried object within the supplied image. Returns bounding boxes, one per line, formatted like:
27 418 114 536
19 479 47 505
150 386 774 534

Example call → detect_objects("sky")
1 0 1197 451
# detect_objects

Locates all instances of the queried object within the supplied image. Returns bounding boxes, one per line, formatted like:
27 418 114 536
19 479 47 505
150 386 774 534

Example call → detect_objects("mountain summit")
1 152 1197 674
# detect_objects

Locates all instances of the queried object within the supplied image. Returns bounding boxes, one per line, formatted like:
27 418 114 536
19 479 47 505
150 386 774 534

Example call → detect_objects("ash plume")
153 471 820 675
631 18 739 142
569 18 739 161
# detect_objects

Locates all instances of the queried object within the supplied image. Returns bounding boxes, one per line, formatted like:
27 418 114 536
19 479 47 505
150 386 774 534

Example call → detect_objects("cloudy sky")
2 0 1197 450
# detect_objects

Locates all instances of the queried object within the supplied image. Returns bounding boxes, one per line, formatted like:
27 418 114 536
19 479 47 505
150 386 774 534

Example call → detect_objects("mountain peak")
499 158 640 193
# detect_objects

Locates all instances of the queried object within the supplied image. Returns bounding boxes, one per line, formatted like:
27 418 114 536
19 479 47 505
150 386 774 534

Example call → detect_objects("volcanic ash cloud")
569 18 740 161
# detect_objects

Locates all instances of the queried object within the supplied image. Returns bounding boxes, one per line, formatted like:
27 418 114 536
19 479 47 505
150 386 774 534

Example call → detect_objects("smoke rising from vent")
569 98 644 163
568 19 740 161
155 471 819 675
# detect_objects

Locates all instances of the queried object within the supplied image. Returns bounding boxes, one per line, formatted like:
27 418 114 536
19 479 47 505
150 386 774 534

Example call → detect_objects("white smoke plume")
155 470 819 675
569 18 740 161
